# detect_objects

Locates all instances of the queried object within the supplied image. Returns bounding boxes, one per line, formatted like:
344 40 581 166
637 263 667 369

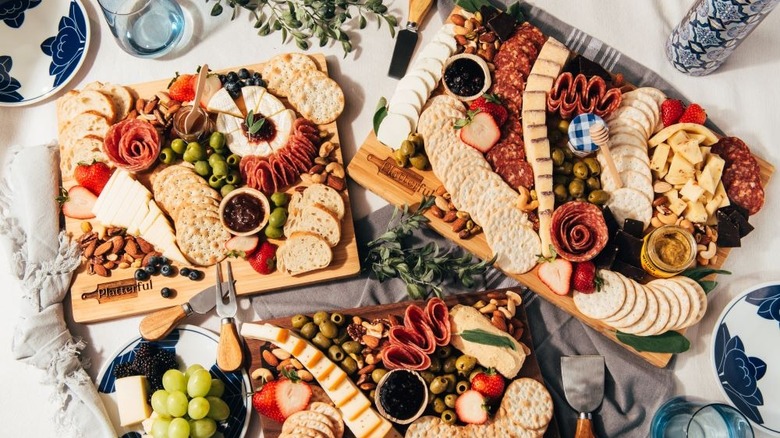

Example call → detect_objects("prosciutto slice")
381 344 431 371
425 298 451 346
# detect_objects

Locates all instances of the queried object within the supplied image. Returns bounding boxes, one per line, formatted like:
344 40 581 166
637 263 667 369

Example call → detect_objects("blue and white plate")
96 325 251 438
0 0 90 106
712 282 780 436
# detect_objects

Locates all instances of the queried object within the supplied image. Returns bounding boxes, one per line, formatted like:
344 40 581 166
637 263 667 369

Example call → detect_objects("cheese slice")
115 376 152 427
242 86 268 116
207 88 242 118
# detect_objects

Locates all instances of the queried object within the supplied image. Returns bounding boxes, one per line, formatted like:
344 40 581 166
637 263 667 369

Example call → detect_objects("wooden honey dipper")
589 122 622 189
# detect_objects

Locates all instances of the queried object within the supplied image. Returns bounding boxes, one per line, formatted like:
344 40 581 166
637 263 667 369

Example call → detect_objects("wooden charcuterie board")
63 55 360 323
245 289 560 438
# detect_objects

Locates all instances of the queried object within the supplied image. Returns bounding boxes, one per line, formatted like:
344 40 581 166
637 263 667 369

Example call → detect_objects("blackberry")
157 349 179 371
113 362 137 379
134 355 158 376
135 342 154 360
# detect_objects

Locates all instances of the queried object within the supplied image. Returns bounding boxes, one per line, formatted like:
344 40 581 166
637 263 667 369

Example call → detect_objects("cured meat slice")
425 298 451 346
547 73 622 119
103 119 160 171
388 325 430 351
712 137 764 215
494 160 535 190
550 201 609 262
403 305 436 354
382 344 431 371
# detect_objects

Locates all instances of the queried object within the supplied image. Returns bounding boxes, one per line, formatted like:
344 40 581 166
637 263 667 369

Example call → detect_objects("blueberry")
245 78 256 86
238 68 250 79
226 71 239 83
134 269 150 281
159 256 169 265
188 270 202 281
160 287 173 298
218 74 226 84
226 82 241 98
180 267 191 276
253 71 262 80
144 265 157 275
160 264 175 277
256 79 267 88
148 255 161 266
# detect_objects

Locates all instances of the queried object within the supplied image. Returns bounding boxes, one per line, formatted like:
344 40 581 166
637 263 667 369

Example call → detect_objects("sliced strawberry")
660 99 684 127
74 160 113 196
469 93 508 126
455 110 500 153
225 235 260 258
199 74 223 109
168 73 196 102
679 103 707 125
248 241 277 274
251 370 312 423
59 186 96 219
470 369 505 400
455 390 489 425
571 261 603 294
537 255 573 296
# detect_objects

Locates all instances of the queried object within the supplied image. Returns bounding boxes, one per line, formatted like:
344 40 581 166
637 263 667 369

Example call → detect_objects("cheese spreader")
561 355 605 438
387 0 435 78
139 281 232 341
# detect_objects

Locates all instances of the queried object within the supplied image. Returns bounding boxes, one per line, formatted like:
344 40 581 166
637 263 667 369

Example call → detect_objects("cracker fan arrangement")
348 6 772 366
58 54 360 323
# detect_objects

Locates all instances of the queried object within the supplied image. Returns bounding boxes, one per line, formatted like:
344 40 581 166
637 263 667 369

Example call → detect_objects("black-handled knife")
387 0 435 78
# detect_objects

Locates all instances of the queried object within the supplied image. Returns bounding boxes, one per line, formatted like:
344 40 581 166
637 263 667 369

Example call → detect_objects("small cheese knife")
139 282 232 341
387 0 435 78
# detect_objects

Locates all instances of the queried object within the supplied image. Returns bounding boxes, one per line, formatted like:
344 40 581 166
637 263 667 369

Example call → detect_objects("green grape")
190 418 218 438
151 389 170 416
151 417 171 438
162 369 186 393
185 364 205 378
206 396 230 421
187 369 212 398
188 396 210 420
166 390 189 417
206 379 225 398
168 417 190 438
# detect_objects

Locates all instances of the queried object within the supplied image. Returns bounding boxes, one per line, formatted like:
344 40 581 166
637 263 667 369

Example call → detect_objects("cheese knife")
387 0 435 78
139 281 232 341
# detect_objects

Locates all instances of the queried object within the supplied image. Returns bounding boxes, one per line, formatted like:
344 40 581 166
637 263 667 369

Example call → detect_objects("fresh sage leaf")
616 331 691 353
460 329 517 351
507 2 526 23
681 267 731 281
211 3 224 15
373 97 388 134
700 280 718 294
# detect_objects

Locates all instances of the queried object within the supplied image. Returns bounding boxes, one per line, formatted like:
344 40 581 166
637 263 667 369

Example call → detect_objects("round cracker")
606 187 652 230
632 87 667 107
262 53 318 97
405 416 458 438
607 118 648 141
606 277 647 327
631 284 671 336
601 169 653 202
308 402 343 438
677 277 707 328
282 411 335 438
602 273 637 323
613 283 658 332
611 144 650 165
501 378 554 430
484 208 539 275
651 281 682 335
288 70 345 124
176 207 230 266
620 94 658 130
609 131 647 149
655 279 691 330
573 270 627 319
606 106 653 137
279 425 327 438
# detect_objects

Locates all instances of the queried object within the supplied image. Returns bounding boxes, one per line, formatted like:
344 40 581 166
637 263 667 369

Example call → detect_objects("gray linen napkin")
0 144 116 438
252 205 674 436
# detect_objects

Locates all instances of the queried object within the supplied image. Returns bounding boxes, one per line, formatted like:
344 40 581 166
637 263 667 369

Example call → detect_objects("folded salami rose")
550 201 608 262
388 325 429 350
103 119 160 172
425 298 451 346
381 344 431 371
403 305 436 354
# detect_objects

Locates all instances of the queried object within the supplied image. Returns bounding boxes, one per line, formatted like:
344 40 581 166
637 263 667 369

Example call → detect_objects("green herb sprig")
246 110 266 135
364 196 495 299
460 329 516 350
206 0 397 57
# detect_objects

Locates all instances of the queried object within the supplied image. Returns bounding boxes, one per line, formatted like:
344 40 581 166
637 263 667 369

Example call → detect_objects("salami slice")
550 201 609 262
388 325 430 351
494 160 535 190
381 344 431 371
103 119 160 171
425 298 451 346
712 137 765 215
403 305 436 354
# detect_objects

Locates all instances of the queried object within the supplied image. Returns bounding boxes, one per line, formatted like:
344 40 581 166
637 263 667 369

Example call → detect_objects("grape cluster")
113 342 179 392
219 68 266 99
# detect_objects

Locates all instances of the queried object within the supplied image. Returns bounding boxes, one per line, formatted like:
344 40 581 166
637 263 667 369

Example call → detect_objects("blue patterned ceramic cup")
651 396 754 438
666 0 780 76
98 0 185 58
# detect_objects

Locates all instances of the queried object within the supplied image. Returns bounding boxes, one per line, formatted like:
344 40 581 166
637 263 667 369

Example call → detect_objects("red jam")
241 117 277 143
222 193 265 233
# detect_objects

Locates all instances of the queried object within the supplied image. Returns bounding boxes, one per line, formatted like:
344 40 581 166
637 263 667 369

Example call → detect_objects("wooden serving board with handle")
63 55 361 323
348 133 773 367
245 289 560 438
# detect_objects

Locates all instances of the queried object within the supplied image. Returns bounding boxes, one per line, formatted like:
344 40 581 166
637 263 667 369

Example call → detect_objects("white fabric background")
1 0 779 436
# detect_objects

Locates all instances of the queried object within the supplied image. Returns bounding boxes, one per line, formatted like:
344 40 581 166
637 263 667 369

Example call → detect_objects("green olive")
548 128 563 144
588 189 610 205
170 138 187 155
291 314 309 329
393 149 408 167
436 345 453 359
208 152 226 167
264 225 283 239
332 329 349 345
327 345 345 362
572 161 590 179
400 140 416 157
312 311 329 325
584 157 601 175
311 332 332 350
408 132 424 149
560 161 573 176
268 207 288 228
330 312 346 326
371 368 388 384
300 322 318 340
369 389 376 400
553 184 568 203
194 160 211 177
586 176 601 191
341 341 361 355
429 377 448 395
319 321 338 339
159 147 176 164
456 380 470 394
209 132 226 151
557 119 570 133
551 148 566 166
568 178 586 199
562 147 574 159
270 192 288 207
455 355 477 375
340 356 358 375
432 397 447 414
444 394 458 409
553 174 570 186
428 357 442 374
220 184 235 197
420 371 435 385
442 374 456 393
442 356 458 374
225 170 241 186
409 154 429 170
441 410 457 425
469 367 486 382
208 174 225 189
225 154 241 167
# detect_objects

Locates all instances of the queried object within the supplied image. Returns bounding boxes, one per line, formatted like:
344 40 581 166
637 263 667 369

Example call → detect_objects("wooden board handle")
139 305 188 341
408 0 434 25
575 417 597 438
217 319 244 372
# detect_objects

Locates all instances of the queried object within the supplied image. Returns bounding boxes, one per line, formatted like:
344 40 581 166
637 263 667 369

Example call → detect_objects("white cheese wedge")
242 86 267 117
698 155 725 194
207 88 242 118
115 376 152 427
680 179 705 202
268 109 295 152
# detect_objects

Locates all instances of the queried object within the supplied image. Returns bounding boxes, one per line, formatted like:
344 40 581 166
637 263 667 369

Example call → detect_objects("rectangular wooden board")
245 289 560 438
348 133 773 368
64 55 360 323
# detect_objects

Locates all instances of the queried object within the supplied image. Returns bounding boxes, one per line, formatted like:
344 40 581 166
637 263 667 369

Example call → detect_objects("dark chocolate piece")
719 204 749 221
488 11 517 42
563 55 613 85
615 229 643 267
612 260 647 282
593 243 618 270
728 210 754 238
623 219 645 239
602 206 620 239
479 5 498 24
716 210 742 248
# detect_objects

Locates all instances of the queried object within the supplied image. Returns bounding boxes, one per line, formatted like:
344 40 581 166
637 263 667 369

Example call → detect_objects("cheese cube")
665 154 695 185
664 189 680 202
669 198 687 216
650 143 671 172
715 182 731 208
680 180 705 202
115 376 152 427
673 139 704 165
698 155 725 194
667 130 689 148
685 200 708 223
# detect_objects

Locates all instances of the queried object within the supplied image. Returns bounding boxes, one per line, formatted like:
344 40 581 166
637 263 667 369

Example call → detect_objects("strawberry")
660 99 684 127
225 235 260 258
455 390 489 425
469 93 508 126
251 369 312 423
199 74 223 109
571 261 603 294
248 241 277 274
679 103 707 125
537 250 573 296
74 160 113 195
167 73 196 102
455 110 501 153
58 186 97 219
470 369 505 400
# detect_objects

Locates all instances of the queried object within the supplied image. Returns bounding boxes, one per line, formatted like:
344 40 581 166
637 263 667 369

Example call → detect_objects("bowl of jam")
219 187 270 236
441 54 491 101
374 369 428 424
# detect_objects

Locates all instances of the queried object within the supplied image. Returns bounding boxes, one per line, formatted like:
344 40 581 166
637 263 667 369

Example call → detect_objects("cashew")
516 186 539 212
325 162 345 178
506 298 516 317
319 141 337 158
506 290 522 306
697 254 710 266
657 212 679 225
650 217 663 228
478 303 497 314
678 219 694 234
311 173 326 184
498 307 513 319
251 368 274 382
698 241 717 260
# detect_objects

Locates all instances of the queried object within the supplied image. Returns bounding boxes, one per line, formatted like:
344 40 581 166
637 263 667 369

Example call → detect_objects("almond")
442 211 458 223
326 174 346 191
450 14 466 26
93 263 109 277
262 350 279 367
430 205 444 218
358 364 376 375
110 235 125 253
362 335 380 349
83 240 97 258
451 217 468 233
94 240 114 257
135 237 154 253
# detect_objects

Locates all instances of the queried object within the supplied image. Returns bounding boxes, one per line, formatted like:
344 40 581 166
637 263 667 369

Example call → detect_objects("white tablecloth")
1 0 779 436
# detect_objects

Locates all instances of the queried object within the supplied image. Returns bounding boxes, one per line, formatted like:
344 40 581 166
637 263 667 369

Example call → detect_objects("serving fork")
215 261 244 372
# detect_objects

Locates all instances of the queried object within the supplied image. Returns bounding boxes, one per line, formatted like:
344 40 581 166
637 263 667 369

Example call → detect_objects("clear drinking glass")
651 396 754 438
98 0 185 58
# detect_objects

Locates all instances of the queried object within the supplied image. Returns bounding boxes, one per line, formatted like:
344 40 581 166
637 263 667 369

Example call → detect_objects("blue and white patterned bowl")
0 0 89 106
96 325 251 438
712 282 780 436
